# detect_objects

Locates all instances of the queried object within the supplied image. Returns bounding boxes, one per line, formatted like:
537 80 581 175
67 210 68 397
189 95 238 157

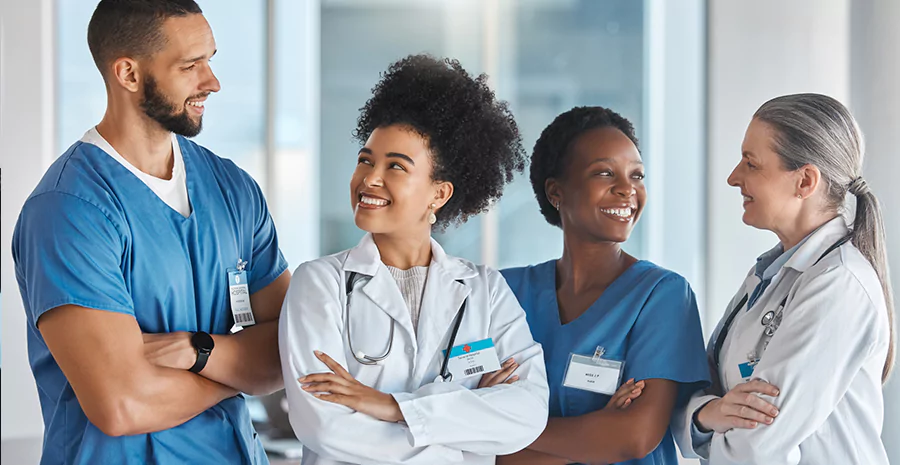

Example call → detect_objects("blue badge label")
739 361 756 379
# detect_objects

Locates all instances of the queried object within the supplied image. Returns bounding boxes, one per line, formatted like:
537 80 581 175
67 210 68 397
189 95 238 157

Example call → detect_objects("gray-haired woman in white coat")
673 93 894 465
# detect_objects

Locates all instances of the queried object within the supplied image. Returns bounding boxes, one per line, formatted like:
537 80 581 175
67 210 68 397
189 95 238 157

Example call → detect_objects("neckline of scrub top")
86 135 199 223
543 259 651 328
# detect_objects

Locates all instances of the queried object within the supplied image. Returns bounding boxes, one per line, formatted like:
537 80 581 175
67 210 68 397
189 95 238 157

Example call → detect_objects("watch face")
192 331 215 353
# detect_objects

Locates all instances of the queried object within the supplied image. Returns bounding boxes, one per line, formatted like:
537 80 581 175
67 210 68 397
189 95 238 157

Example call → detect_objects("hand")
696 379 780 433
478 358 519 388
142 332 195 371
604 378 645 410
300 350 404 422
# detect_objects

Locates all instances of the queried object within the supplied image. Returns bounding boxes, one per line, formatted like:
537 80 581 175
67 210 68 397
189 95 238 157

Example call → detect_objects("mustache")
186 92 211 101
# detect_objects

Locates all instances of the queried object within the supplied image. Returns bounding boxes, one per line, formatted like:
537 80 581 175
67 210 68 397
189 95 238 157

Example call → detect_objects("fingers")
503 375 520 384
609 378 635 407
298 373 352 386
728 415 761 429
742 379 781 397
315 393 355 409
478 358 518 388
729 386 780 418
724 402 775 425
314 351 354 380
492 358 519 383
609 379 645 409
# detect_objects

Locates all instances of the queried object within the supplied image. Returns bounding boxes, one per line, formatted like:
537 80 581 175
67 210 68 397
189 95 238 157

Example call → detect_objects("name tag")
228 268 256 327
443 338 502 380
563 353 624 395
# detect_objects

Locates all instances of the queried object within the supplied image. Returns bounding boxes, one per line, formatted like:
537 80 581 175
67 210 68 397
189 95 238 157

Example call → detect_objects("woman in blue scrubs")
500 106 710 465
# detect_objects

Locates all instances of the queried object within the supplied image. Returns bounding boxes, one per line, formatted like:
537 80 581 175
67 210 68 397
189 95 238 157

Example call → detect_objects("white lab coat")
279 233 550 465
672 217 890 464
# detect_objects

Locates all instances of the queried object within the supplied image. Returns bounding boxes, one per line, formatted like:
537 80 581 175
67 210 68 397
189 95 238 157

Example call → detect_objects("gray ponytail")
754 93 895 382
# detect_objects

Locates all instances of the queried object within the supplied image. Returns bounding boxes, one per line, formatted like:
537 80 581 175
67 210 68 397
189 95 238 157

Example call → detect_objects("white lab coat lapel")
717 216 852 388
342 234 416 341
411 238 477 386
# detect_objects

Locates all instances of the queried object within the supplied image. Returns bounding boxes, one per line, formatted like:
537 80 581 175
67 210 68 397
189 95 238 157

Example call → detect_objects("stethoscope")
713 234 852 369
344 271 469 382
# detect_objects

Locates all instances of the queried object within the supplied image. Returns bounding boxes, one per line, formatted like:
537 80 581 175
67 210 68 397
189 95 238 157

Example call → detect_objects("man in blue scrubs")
12 1 290 463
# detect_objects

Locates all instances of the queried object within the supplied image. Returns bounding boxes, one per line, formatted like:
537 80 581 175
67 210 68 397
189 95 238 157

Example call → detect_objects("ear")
796 164 821 199
110 57 141 93
545 177 562 210
432 181 454 210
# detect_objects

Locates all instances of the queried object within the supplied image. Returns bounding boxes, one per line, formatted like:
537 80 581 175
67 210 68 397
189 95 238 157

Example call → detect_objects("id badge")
443 338 502 380
228 260 255 327
562 346 624 395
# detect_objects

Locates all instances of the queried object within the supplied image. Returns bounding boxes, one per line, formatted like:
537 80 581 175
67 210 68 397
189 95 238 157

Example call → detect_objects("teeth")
743 195 752 201
187 101 204 107
360 195 389 206
600 207 634 218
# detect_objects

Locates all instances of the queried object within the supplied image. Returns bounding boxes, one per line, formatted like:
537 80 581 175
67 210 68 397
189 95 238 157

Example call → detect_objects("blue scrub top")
13 136 288 465
502 260 709 465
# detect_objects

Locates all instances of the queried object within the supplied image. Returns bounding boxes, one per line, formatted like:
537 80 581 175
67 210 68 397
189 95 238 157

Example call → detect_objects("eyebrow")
180 49 217 64
358 147 416 166
588 157 644 167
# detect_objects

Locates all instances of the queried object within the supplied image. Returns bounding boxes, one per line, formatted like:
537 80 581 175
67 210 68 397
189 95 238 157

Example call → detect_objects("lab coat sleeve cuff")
673 393 718 460
393 392 429 447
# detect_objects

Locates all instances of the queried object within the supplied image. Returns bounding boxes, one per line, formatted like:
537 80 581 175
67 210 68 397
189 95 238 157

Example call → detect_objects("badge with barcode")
228 265 255 327
443 338 501 380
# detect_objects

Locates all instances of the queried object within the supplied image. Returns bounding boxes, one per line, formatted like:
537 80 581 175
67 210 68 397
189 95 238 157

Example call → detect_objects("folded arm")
39 305 237 437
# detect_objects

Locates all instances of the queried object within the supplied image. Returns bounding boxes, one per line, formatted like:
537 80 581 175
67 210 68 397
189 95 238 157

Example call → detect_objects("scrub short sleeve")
13 192 134 325
625 275 710 406
245 176 288 294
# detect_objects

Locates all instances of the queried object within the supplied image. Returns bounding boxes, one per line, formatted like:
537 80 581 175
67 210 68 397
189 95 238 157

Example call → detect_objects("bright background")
2 0 898 463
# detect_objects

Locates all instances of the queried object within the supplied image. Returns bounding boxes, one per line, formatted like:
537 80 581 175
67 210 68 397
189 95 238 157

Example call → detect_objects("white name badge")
444 338 502 380
228 268 256 327
563 353 624 395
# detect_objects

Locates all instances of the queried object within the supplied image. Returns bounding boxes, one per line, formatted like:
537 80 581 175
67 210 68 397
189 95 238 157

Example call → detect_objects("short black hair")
355 54 525 229
531 106 639 227
87 0 203 76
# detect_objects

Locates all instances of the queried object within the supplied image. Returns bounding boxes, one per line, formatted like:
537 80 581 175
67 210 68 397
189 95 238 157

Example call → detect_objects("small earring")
554 201 560 210
428 203 437 225
797 194 803 199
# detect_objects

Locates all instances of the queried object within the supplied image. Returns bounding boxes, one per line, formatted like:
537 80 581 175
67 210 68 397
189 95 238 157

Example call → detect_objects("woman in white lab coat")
278 54 550 465
673 93 895 464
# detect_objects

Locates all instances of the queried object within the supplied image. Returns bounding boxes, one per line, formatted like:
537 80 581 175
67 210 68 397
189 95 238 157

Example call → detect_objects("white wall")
706 0 851 330
0 0 55 440
850 0 900 459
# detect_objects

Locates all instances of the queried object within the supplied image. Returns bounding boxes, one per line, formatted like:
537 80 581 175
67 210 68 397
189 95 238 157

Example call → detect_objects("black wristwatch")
189 331 215 374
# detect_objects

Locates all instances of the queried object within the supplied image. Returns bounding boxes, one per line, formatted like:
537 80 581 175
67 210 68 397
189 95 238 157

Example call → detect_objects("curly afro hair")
354 54 526 229
531 106 639 227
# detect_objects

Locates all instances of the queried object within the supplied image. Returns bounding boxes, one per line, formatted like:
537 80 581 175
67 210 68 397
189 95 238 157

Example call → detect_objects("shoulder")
22 142 125 228
798 243 887 321
178 136 261 193
291 251 347 285
500 260 554 292
633 261 695 296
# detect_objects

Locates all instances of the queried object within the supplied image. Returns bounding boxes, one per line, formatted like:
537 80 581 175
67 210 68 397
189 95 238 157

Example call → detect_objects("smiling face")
728 118 804 231
350 125 453 237
548 126 645 243
137 14 220 136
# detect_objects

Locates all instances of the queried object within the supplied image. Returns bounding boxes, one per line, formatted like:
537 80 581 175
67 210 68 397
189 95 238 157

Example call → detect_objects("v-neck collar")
539 259 649 328
81 132 197 223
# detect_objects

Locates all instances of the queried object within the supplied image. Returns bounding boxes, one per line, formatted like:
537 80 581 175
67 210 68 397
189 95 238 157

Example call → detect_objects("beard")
140 74 204 137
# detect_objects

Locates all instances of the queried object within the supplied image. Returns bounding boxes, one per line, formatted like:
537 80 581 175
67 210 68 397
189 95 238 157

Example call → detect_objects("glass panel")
496 0 646 269
318 0 485 261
